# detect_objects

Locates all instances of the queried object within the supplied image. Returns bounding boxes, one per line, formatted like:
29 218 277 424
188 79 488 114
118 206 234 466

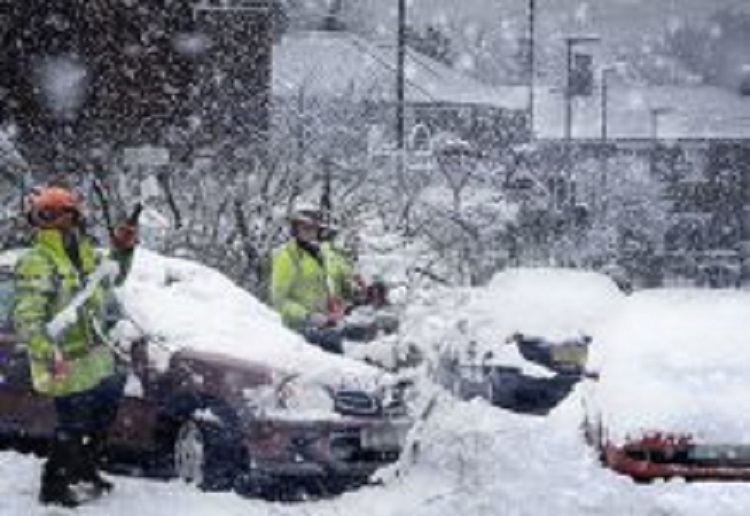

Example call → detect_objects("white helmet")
289 202 326 226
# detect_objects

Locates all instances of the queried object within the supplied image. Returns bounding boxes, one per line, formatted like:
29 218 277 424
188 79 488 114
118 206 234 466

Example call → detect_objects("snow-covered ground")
4 252 750 514
5 390 750 516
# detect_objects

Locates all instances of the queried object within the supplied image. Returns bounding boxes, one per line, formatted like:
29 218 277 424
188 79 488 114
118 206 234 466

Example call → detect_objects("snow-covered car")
434 268 625 415
583 289 750 482
0 251 412 498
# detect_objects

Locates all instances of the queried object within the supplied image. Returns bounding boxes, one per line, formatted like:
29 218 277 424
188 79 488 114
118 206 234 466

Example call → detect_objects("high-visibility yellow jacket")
270 240 354 330
12 229 133 397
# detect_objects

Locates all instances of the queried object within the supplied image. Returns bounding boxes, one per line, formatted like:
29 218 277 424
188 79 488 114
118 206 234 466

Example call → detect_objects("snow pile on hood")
590 289 750 444
118 250 384 388
399 268 624 371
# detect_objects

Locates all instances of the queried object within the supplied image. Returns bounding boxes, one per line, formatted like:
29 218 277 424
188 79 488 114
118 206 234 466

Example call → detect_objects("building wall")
0 0 272 173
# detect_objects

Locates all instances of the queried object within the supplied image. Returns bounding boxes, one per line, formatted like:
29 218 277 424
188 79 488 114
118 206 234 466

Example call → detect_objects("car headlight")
378 379 413 417
277 377 336 415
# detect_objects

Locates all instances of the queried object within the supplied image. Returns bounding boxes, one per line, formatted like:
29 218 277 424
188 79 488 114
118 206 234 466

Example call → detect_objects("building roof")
272 31 528 111
535 85 750 140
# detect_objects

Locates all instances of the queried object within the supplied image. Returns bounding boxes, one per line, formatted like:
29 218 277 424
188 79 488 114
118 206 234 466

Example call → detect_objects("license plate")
361 425 408 451
690 445 750 463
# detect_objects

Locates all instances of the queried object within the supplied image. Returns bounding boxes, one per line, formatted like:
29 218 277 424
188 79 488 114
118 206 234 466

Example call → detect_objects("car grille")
329 429 401 464
334 390 380 417
688 445 750 467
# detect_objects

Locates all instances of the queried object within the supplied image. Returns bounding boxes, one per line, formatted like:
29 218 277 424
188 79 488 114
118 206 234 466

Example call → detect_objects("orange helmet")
27 187 82 229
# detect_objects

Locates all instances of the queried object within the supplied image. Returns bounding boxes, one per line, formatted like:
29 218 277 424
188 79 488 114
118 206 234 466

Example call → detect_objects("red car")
0 259 412 498
582 289 750 482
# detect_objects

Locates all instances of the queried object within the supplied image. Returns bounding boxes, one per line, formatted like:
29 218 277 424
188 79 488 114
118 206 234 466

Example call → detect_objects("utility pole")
528 0 536 139
599 66 616 218
396 0 407 185
321 157 332 225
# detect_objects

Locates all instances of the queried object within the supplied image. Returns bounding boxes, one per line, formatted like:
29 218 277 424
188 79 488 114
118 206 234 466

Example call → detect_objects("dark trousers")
54 373 125 437
301 326 344 354
43 374 125 491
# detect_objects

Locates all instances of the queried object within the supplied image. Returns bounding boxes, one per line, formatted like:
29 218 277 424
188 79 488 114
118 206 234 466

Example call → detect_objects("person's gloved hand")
52 349 69 381
351 275 368 304
112 222 139 252
307 312 331 329
328 297 347 320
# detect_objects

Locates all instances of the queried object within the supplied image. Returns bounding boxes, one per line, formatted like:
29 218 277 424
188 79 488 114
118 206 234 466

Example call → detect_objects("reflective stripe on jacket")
270 240 354 330
12 229 132 396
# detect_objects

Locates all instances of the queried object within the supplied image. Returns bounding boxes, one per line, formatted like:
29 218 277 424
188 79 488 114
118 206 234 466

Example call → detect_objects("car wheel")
173 417 241 491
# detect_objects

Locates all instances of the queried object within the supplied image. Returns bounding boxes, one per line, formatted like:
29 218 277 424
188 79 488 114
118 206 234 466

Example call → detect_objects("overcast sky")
289 0 750 85
372 0 750 42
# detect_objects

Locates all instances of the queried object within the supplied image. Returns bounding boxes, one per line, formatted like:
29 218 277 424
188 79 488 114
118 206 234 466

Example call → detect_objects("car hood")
590 289 750 445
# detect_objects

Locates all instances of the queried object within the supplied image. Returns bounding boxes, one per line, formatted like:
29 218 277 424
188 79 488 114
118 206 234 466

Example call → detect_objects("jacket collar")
35 229 68 257
34 229 92 275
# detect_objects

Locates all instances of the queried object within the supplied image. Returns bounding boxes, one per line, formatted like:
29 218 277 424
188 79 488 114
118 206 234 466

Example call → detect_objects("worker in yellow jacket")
12 185 138 507
270 207 357 354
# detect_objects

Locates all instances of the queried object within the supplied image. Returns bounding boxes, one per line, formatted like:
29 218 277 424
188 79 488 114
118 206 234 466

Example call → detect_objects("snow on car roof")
401 267 624 373
115 250 386 388
591 289 750 444
468 268 624 343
